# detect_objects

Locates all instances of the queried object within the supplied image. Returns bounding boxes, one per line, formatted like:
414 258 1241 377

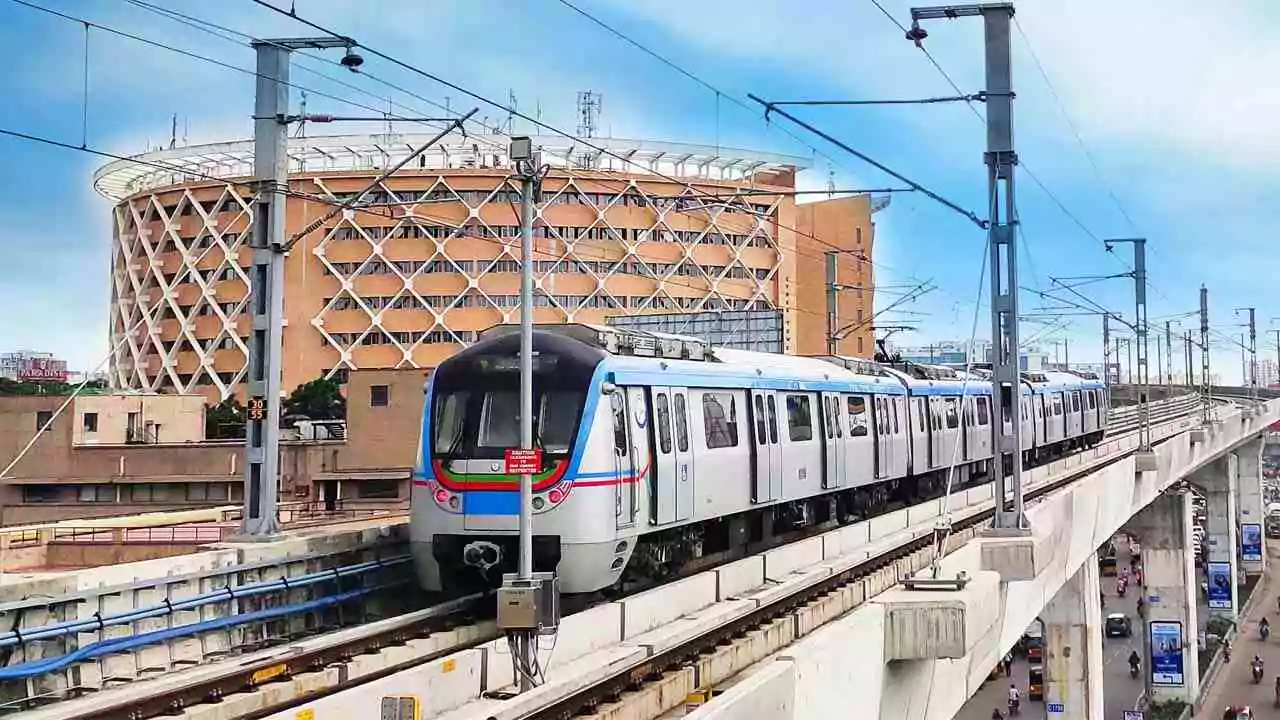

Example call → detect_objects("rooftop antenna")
507 89 518 134
827 166 836 198
577 90 601 139
183 115 189 146
536 99 543 124
169 113 178 150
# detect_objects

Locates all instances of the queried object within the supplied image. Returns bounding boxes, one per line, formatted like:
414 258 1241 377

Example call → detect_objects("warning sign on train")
504 448 542 474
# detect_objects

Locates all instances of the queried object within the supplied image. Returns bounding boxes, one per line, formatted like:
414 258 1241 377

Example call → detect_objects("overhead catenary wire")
103 0 939 290
246 0 940 283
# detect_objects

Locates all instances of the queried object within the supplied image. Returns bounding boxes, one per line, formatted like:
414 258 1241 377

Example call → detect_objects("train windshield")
433 389 585 458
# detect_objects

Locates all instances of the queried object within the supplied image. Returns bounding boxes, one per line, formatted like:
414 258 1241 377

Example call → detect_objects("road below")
953 538 1212 719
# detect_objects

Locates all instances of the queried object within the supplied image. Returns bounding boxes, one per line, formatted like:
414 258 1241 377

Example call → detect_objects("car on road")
1105 613 1133 638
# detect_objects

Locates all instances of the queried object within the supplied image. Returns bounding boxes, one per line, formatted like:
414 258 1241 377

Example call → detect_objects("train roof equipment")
479 323 712 362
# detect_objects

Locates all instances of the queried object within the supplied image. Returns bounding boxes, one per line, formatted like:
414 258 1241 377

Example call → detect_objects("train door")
874 395 892 480
750 390 782 503
670 389 694 522
650 387 678 525
820 392 844 489
615 388 645 530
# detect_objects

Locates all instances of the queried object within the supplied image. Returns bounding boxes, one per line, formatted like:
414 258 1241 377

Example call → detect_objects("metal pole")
826 252 838 355
1165 320 1173 386
1103 314 1111 390
977 5 1023 528
242 42 292 538
1248 308 1257 399
1063 338 1069 372
1100 239 1150 450
1274 328 1280 387
1200 285 1211 422
1185 331 1193 387
910 3 1020 530
514 138 539 692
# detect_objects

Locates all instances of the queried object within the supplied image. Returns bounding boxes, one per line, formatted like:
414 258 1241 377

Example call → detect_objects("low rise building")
0 369 426 525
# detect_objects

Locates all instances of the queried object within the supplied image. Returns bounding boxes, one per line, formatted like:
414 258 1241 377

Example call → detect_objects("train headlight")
434 489 449 504
548 488 564 505
448 496 460 510
532 497 546 511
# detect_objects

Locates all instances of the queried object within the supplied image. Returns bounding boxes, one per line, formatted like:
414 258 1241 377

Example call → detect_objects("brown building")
0 369 425 525
97 134 879 401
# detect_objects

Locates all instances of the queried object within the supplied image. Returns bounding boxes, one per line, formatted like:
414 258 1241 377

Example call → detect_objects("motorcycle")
1129 662 1140 679
1252 662 1264 684
1008 698 1020 716
1262 624 1271 642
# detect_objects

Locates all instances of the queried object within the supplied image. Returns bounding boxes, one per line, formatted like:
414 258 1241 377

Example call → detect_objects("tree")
205 397 246 439
282 377 346 422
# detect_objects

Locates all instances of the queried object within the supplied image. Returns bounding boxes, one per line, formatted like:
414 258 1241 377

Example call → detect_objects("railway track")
528 397 1210 720
21 393 1203 720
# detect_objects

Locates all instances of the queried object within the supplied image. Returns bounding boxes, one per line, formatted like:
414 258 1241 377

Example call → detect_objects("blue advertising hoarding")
1241 523 1263 562
1206 561 1233 609
1149 621 1185 686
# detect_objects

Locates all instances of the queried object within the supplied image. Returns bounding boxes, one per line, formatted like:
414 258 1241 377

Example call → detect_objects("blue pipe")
0 580 408 680
0 555 410 649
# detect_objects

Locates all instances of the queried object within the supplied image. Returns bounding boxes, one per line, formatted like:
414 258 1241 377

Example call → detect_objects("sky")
0 0 1273 384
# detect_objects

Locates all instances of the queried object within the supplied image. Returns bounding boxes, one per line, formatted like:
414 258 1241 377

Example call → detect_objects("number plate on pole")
504 448 542 474
248 397 266 421
1046 702 1065 713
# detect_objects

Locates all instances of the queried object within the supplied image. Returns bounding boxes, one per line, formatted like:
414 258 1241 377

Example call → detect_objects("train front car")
413 326 618 595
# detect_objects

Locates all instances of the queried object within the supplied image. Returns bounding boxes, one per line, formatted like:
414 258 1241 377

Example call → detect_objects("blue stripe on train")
463 490 521 516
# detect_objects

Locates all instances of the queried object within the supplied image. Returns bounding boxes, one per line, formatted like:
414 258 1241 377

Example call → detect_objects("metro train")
411 324 1109 595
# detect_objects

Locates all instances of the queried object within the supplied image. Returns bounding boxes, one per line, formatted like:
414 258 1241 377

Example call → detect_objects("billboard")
1206 561 1233 609
17 357 68 382
1149 620 1185 686
1242 523 1263 563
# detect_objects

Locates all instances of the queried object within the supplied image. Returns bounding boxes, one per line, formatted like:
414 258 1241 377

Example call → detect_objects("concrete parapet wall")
0 520 409 706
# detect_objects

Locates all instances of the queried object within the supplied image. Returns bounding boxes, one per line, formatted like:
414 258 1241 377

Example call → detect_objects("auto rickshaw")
1028 665 1044 701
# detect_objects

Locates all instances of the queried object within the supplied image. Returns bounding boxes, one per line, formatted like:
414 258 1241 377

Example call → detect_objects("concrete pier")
1041 552 1105 720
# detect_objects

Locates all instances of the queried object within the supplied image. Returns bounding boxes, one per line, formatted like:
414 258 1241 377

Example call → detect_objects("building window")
83 412 98 433
187 483 230 502
35 410 53 432
356 479 400 499
22 485 61 503
370 384 390 407
78 485 115 502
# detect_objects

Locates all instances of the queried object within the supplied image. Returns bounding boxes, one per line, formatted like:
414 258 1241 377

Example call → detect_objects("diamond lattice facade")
96 134 876 400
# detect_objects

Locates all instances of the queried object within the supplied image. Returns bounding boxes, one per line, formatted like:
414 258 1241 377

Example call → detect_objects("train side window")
1088 391 1097 409
891 399 900 435
1072 392 1081 412
656 393 672 454
833 398 843 438
766 395 779 444
847 396 868 437
977 396 990 426
754 395 767 443
702 393 738 448
823 397 834 440
944 398 960 430
785 394 813 442
673 394 689 452
1054 394 1064 416
917 399 926 432
610 394 627 453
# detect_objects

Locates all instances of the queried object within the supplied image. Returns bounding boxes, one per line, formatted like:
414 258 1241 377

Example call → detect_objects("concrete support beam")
980 528 1051 581
1234 439 1267 576
1041 552 1104 720
875 571 1002 661
1127 491 1200 705
1200 455 1239 618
